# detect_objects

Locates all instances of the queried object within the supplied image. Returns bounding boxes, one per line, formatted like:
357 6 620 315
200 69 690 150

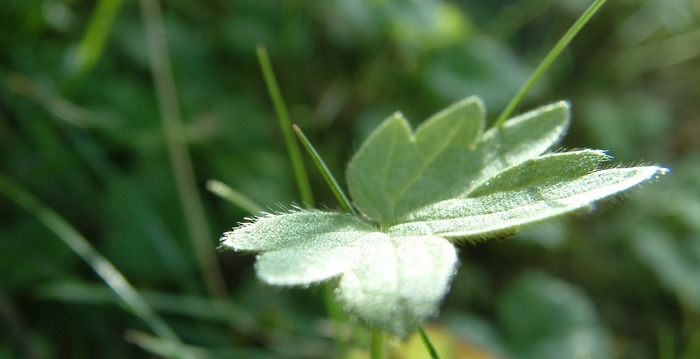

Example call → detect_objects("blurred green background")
1 0 699 358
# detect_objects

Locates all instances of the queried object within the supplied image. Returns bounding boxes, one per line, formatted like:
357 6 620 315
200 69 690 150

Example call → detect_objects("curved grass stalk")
494 0 609 128
256 46 356 358
70 0 125 75
256 45 315 207
0 176 195 359
8 73 198 291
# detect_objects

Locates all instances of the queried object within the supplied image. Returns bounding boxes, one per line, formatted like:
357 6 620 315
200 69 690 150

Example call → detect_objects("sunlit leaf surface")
220 96 666 338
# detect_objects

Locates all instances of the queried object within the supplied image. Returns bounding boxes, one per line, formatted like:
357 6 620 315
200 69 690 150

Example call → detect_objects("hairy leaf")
221 211 374 284
389 153 665 239
347 98 569 225
220 96 666 339
221 211 457 336
337 234 457 338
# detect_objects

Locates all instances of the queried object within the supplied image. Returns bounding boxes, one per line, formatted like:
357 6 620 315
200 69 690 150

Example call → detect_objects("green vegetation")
221 96 665 342
1 0 698 358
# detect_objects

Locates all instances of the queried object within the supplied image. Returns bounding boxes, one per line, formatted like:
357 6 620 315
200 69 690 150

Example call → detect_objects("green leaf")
221 96 667 339
221 210 375 284
388 152 666 240
347 97 569 225
221 210 458 337
347 97 484 225
337 234 457 339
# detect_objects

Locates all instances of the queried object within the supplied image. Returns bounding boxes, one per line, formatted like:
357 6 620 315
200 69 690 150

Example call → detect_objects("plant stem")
371 331 384 359
256 44 315 207
0 176 195 359
419 326 441 359
294 125 353 358
70 0 125 75
256 46 353 358
138 0 227 298
292 124 357 215
493 0 609 128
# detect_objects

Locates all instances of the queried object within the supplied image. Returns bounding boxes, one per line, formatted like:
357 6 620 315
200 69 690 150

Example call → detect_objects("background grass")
1 0 699 358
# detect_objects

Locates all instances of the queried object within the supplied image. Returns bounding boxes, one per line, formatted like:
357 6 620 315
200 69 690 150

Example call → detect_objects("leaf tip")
649 166 670 180
392 111 406 121
217 230 237 251
556 99 571 109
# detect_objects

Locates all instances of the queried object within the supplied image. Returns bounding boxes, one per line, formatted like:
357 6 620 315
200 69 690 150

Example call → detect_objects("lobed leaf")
347 97 484 225
347 98 569 226
466 149 610 198
337 235 457 338
222 210 458 337
221 211 375 284
220 96 667 339
388 155 666 239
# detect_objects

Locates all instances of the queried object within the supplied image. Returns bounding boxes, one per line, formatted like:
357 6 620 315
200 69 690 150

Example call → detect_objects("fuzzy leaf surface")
221 210 457 337
347 98 570 225
337 234 457 338
221 211 375 284
221 96 666 339
388 151 666 239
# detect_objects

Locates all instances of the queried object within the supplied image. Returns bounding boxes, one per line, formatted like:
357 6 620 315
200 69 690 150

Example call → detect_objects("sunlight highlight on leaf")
347 98 569 226
220 96 666 339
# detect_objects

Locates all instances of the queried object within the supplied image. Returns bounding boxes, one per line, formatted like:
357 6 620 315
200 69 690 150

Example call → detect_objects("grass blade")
68 0 125 75
205 180 265 215
138 0 227 298
256 44 315 207
8 73 199 292
418 326 441 359
493 0 608 127
292 124 354 358
0 176 195 359
293 124 356 215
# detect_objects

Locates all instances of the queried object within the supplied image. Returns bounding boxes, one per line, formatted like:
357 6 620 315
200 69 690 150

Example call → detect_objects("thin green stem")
70 0 125 75
206 180 265 215
256 44 315 207
256 47 353 358
293 124 357 216
138 0 227 298
0 176 195 359
418 326 441 359
293 125 353 358
370 331 384 359
493 0 609 128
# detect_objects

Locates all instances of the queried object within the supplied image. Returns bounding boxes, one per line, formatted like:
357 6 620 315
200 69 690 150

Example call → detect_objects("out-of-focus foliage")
0 0 698 358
